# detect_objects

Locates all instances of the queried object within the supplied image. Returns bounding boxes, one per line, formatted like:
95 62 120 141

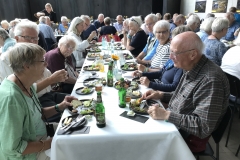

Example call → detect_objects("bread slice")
71 100 82 109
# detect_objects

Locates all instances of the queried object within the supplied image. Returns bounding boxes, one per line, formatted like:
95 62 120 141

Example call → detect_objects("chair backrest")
212 106 232 143
225 72 240 98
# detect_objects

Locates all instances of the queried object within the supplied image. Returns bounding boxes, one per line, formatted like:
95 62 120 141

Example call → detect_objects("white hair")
61 16 68 22
14 21 39 36
67 17 84 34
187 15 200 25
58 35 78 50
200 17 215 33
153 20 170 34
211 17 229 32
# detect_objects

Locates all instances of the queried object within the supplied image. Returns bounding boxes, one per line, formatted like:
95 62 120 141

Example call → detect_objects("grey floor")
200 111 240 160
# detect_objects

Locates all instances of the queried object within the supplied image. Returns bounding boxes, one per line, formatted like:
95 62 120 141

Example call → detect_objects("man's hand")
141 90 163 100
139 77 150 87
89 31 97 40
147 104 170 120
49 69 68 84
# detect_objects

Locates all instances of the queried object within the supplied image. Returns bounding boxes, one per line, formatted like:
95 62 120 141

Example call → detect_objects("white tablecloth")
51 48 195 160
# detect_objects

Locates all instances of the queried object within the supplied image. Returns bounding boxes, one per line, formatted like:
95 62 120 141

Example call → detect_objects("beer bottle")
95 91 106 128
118 78 126 108
107 61 113 87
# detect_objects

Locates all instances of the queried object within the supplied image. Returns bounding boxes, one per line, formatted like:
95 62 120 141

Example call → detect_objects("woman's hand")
139 77 150 87
138 64 146 72
132 70 142 77
58 96 78 110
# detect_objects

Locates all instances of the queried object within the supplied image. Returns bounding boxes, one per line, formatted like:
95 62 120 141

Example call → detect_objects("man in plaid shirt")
143 31 230 152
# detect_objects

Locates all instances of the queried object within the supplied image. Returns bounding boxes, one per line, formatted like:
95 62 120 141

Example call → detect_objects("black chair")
224 73 240 147
194 106 232 160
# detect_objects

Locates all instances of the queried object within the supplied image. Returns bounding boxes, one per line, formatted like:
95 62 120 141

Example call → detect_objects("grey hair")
0 28 10 41
205 13 215 18
104 17 111 25
145 14 158 23
39 16 46 23
187 15 200 25
61 16 68 22
193 34 205 54
1 20 9 27
172 25 191 38
80 15 90 21
58 35 78 50
9 43 45 73
156 13 162 19
14 21 39 36
67 17 84 34
153 20 170 34
129 16 143 27
211 17 229 32
200 17 215 33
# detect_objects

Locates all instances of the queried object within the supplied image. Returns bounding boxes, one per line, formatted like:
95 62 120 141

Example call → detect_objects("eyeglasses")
155 30 169 34
64 43 75 50
130 18 140 26
170 49 195 57
18 35 39 42
35 57 46 63
145 22 154 27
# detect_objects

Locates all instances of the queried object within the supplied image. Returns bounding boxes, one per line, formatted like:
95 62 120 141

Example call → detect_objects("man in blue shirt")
94 13 105 32
113 15 123 33
135 14 159 66
223 12 240 41
81 15 97 40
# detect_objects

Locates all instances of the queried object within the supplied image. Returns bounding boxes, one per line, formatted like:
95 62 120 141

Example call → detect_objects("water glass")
115 69 122 81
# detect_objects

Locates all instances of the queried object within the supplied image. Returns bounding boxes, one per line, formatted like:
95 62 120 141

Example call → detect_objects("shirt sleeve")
143 40 159 60
168 77 228 138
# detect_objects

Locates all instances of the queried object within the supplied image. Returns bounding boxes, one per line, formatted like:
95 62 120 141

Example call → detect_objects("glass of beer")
125 87 132 104
95 83 103 92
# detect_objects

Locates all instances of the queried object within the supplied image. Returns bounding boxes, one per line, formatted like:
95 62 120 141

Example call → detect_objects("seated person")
58 16 70 34
196 17 215 42
135 14 159 65
93 13 105 31
67 17 96 68
100 17 117 36
0 28 16 53
223 12 240 41
45 35 78 94
143 32 229 153
133 59 183 92
203 17 228 66
113 15 123 33
138 20 170 72
0 43 77 159
81 15 97 40
123 16 147 57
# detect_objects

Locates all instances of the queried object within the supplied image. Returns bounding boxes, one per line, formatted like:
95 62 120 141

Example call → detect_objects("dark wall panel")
0 0 152 23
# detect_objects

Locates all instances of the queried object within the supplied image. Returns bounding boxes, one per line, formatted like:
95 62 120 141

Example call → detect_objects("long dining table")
50 44 195 160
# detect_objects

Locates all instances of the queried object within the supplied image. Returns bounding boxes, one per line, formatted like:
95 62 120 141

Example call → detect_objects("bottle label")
107 78 113 86
96 113 106 124
97 96 102 103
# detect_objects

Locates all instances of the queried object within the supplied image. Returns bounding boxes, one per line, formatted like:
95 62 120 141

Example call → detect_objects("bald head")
116 15 123 24
98 14 104 23
170 32 204 71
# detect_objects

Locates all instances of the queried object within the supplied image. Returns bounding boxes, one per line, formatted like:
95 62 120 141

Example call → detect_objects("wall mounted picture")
237 0 240 12
195 0 207 13
212 0 228 13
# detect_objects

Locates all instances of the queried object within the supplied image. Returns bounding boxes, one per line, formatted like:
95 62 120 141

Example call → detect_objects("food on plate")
83 100 91 107
64 117 72 125
121 63 137 70
71 100 82 109
72 109 78 113
88 53 100 58
132 91 140 96
127 110 135 117
114 79 138 90
90 47 101 52
81 87 91 94
84 65 100 71
80 109 94 115
123 53 132 59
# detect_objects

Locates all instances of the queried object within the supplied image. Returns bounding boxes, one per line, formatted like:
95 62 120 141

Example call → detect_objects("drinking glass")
114 69 122 81
126 87 132 107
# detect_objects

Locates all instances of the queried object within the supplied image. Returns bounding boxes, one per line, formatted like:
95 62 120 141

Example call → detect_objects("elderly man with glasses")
142 31 229 153
81 15 98 40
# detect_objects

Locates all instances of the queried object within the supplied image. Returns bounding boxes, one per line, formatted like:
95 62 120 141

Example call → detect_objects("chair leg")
225 106 236 147
216 143 219 160
236 144 240 157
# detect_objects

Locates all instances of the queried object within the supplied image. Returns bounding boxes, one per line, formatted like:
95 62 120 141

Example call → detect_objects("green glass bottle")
95 91 106 128
118 78 126 108
107 61 113 87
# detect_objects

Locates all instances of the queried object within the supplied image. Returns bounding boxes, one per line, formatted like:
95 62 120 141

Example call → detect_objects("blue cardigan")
142 67 183 92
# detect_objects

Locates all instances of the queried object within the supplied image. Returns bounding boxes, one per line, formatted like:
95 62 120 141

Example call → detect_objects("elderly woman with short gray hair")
0 43 76 160
0 28 16 53
123 16 147 57
138 20 171 72
203 17 229 66
196 17 215 42
45 35 78 94
67 17 96 67
58 16 70 34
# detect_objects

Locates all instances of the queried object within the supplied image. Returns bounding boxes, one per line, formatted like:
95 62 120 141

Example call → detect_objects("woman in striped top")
138 20 170 73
